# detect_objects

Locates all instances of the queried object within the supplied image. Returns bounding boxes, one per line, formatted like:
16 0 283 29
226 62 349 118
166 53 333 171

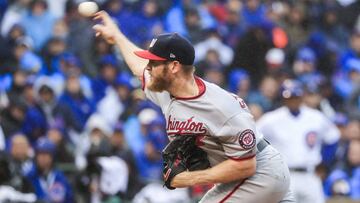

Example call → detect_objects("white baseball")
78 1 99 17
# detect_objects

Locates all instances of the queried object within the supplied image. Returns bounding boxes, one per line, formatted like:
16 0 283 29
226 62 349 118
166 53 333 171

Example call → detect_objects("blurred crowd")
0 0 359 202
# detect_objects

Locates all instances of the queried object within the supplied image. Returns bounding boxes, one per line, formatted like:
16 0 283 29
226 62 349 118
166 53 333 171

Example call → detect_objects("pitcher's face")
146 60 173 92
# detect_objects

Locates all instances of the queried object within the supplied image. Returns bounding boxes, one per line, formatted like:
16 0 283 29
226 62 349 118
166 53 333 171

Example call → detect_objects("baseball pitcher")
93 11 295 202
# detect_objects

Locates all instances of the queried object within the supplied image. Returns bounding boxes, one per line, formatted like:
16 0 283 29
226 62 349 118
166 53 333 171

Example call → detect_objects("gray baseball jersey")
142 71 294 202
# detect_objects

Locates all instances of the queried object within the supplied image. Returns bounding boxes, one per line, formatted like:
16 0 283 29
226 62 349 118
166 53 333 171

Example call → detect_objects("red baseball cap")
134 33 195 65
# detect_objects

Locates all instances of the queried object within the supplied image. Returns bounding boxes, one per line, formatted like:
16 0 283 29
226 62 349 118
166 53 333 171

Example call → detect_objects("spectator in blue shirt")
20 0 57 51
325 138 360 200
26 137 74 203
91 54 120 104
58 72 95 130
129 0 164 46
241 0 268 30
105 0 136 43
333 57 360 99
23 77 82 144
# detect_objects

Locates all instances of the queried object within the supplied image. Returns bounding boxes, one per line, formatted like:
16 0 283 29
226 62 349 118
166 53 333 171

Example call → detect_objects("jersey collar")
173 77 206 100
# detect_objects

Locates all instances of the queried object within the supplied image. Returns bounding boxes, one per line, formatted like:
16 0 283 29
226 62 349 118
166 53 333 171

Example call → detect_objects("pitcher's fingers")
93 10 107 21
92 24 105 32
100 12 113 25
94 10 111 24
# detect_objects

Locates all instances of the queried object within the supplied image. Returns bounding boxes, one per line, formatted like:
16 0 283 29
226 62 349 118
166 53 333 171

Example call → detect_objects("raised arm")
92 11 148 78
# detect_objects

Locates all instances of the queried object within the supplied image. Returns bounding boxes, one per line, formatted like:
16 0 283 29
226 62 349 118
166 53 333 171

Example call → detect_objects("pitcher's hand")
93 11 119 44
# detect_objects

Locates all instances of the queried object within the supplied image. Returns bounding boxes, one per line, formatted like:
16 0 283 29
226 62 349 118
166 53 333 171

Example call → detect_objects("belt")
289 167 308 172
257 139 270 152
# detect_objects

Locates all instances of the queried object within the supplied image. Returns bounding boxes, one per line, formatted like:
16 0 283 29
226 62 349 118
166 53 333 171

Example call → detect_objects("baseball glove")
162 134 210 190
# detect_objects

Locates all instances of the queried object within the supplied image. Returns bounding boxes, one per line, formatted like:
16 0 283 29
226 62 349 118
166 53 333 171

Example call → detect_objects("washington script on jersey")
166 115 207 135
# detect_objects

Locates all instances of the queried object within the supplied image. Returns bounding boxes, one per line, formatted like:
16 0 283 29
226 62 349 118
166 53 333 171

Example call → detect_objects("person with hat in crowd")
93 10 294 202
339 29 360 75
58 70 95 130
292 46 318 82
25 137 74 203
40 37 67 75
91 54 120 104
301 74 337 119
334 57 360 100
256 79 340 203
23 76 82 144
51 52 93 99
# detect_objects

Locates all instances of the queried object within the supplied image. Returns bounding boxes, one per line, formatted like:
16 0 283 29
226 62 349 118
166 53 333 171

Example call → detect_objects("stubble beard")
148 66 172 92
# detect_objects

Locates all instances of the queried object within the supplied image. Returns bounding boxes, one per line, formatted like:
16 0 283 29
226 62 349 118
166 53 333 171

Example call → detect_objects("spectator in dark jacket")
7 133 34 193
0 98 27 138
0 151 36 203
231 26 272 87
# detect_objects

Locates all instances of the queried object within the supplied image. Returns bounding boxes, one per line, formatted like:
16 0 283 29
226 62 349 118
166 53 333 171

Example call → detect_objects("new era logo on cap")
134 33 195 65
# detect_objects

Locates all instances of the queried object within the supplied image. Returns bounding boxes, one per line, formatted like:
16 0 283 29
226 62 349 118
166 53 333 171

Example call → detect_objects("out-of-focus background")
0 0 359 202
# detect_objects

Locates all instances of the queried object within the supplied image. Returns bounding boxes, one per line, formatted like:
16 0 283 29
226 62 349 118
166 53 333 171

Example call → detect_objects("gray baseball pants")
199 145 295 203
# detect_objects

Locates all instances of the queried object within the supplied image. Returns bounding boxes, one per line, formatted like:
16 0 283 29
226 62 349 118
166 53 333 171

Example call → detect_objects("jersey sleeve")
215 112 258 160
142 69 171 110
319 114 340 144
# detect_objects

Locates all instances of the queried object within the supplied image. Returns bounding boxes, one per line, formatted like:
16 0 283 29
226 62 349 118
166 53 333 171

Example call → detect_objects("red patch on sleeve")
238 129 256 149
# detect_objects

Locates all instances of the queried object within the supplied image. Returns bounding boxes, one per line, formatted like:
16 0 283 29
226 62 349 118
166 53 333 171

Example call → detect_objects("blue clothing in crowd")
164 1 187 36
241 3 267 29
324 167 360 200
350 167 360 199
20 11 57 51
91 77 110 104
22 105 48 144
58 91 95 130
130 11 163 46
26 166 74 203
